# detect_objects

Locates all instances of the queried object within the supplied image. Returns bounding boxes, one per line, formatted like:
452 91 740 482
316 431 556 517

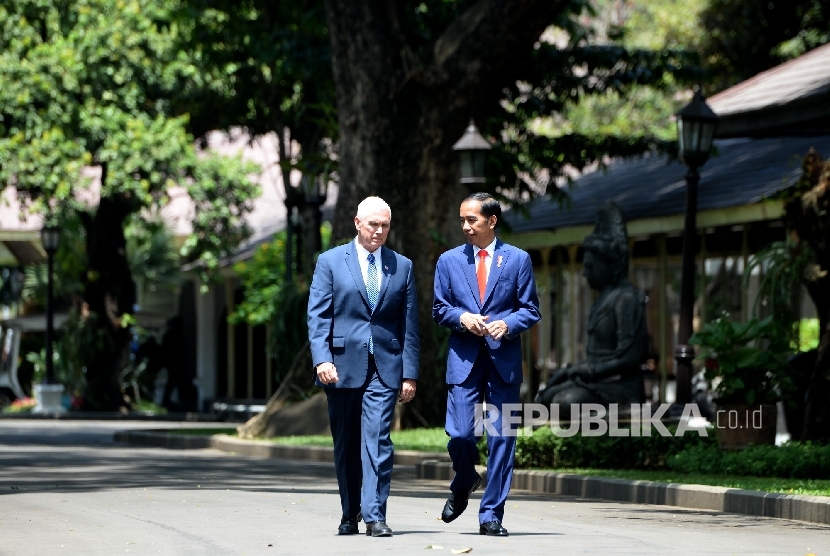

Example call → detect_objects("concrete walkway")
117 428 830 526
2 420 829 555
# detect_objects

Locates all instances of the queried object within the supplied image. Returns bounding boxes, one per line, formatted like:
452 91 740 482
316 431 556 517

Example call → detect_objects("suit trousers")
325 355 397 524
445 346 521 524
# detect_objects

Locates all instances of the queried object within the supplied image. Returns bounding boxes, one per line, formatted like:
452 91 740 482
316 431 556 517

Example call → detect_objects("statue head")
582 203 629 289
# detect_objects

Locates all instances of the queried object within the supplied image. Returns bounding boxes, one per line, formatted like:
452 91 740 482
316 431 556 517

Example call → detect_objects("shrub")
510 425 715 470
668 441 830 479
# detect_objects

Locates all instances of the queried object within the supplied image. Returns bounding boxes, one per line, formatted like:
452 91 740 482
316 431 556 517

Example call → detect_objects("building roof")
708 42 830 138
505 135 830 238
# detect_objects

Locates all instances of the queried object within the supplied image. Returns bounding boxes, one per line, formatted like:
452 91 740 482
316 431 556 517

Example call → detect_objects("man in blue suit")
308 196 419 538
433 192 540 537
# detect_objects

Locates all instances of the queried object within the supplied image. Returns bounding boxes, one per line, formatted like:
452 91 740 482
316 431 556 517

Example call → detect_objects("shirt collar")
477 237 497 258
354 237 382 261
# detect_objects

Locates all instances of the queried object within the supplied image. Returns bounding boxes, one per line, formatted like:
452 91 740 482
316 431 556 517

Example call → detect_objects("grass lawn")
165 427 830 497
541 468 830 497
267 427 449 453
166 428 239 436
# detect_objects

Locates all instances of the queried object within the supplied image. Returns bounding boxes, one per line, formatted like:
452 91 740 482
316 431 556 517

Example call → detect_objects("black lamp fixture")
452 119 491 185
676 91 719 168
40 224 61 385
673 90 718 406
301 173 328 206
299 173 329 279
41 226 61 254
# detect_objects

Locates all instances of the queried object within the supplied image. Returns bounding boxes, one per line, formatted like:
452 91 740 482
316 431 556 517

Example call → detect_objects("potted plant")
689 315 793 449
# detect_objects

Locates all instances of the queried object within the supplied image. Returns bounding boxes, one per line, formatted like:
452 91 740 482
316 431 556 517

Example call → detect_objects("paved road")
0 420 827 555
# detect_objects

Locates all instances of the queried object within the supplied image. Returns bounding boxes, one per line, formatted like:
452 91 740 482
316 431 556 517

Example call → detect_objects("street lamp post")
673 91 719 405
284 183 305 284
300 174 328 279
34 225 65 413
452 119 491 185
41 226 60 384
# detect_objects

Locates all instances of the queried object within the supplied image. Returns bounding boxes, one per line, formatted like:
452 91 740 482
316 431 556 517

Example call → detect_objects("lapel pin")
497 255 503 268
384 265 388 271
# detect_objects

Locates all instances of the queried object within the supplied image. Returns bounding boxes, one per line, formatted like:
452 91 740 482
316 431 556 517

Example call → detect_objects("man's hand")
316 362 339 385
460 312 490 336
484 319 509 340
546 368 568 387
398 379 416 403
567 363 594 382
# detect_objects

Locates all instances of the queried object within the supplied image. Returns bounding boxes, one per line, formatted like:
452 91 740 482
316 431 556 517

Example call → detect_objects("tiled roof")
708 42 830 117
505 135 830 233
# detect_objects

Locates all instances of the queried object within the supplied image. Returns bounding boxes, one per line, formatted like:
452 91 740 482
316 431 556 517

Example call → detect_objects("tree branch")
427 0 568 96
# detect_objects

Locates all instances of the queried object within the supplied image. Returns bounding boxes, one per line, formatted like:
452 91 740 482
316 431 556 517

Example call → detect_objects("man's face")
460 200 496 249
583 250 612 291
354 206 391 252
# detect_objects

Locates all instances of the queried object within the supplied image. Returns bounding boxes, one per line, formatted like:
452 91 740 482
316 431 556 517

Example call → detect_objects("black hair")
463 192 501 228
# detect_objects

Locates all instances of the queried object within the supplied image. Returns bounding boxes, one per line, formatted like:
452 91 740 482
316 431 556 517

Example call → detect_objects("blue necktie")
367 253 379 353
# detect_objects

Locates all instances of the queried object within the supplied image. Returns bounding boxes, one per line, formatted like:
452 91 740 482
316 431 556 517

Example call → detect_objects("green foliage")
125 214 181 291
131 399 168 415
0 0 258 280
269 427 449 453
699 0 830 89
230 233 290 327
668 441 830 479
799 318 820 351
744 240 812 348
1 397 36 414
24 310 111 397
21 211 87 307
690 316 793 406
616 0 708 51
172 0 335 180
512 425 714 470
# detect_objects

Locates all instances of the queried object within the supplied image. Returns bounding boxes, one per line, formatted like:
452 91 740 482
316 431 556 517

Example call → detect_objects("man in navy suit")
308 196 419 538
433 192 540 537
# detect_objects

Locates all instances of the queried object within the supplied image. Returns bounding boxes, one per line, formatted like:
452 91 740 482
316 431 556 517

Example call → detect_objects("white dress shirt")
355 238 383 292
476 237 498 281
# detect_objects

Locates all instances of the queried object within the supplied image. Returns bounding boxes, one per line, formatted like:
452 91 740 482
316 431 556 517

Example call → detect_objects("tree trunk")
79 193 137 411
324 0 562 425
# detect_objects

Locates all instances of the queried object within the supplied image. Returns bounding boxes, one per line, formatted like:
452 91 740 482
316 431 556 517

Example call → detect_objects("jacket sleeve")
402 259 420 381
432 254 465 331
502 250 541 339
307 253 333 368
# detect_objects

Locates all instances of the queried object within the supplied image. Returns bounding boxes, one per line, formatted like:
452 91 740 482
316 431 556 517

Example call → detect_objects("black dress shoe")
338 516 359 535
365 521 393 537
441 472 482 523
479 520 509 536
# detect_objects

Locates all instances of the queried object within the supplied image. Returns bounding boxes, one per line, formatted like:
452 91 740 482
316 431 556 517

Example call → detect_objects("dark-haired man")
433 192 541 537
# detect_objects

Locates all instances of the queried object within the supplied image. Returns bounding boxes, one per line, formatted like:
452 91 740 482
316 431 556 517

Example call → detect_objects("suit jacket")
433 239 541 385
308 241 419 389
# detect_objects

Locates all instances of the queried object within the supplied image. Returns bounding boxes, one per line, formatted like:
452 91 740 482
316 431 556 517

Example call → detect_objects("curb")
115 430 830 527
2 412 220 422
113 429 450 466
417 460 830 526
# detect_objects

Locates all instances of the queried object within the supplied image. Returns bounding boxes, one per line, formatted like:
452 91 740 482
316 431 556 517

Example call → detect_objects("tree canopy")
0 0 259 409
0 0 258 276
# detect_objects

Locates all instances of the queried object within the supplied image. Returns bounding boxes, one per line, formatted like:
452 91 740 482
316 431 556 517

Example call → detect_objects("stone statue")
536 203 647 414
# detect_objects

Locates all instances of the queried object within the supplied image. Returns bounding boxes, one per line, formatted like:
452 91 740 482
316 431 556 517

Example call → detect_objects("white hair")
356 196 392 219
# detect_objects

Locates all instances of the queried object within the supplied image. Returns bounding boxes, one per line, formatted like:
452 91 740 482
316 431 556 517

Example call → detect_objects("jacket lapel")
345 243 370 308
375 248 393 308
462 243 482 309
482 240 509 308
